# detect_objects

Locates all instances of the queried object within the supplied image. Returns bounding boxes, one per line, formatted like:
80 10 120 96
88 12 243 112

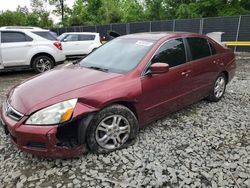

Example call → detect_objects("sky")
0 0 74 22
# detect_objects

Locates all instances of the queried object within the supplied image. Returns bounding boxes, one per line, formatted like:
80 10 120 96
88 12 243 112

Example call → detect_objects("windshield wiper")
88 66 109 72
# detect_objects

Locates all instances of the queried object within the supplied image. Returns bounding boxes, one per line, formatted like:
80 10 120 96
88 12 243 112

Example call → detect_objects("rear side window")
187 37 211 60
33 31 57 41
79 34 96 41
209 42 217 55
1 32 32 43
151 38 186 68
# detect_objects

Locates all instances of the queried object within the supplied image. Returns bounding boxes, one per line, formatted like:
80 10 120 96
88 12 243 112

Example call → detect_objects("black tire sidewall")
86 104 138 153
33 56 54 73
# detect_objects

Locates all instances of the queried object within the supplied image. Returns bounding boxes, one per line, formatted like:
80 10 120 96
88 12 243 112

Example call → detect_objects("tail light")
53 41 62 50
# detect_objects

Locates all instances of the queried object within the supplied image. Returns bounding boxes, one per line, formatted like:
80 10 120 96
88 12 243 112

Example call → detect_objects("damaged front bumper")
0 106 88 159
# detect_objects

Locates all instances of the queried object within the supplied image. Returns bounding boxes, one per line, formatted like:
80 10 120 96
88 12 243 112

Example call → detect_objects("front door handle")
181 70 191 76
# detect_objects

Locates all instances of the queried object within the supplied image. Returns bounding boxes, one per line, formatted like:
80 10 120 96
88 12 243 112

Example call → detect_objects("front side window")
80 38 155 73
187 37 211 60
151 38 186 68
1 32 27 43
63 34 78 42
79 34 96 41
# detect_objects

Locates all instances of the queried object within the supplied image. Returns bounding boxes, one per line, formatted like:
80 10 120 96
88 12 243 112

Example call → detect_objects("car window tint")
64 34 78 41
26 35 33 41
32 31 57 41
2 32 27 43
209 42 217 55
79 34 96 41
187 37 211 60
151 38 186 67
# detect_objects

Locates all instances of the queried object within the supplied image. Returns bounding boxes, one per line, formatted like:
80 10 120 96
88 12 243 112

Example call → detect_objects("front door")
62 34 80 56
139 38 193 124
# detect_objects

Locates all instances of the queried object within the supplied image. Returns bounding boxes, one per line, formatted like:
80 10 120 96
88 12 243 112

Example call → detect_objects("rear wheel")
32 55 54 73
87 104 138 153
207 73 227 102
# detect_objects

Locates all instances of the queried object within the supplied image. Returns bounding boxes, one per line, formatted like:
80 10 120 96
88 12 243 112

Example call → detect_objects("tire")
32 55 54 73
207 73 227 102
86 104 139 154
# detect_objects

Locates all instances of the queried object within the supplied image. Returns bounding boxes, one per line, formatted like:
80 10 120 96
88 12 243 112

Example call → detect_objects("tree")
144 0 168 20
67 0 88 26
30 0 53 28
48 0 72 25
121 0 145 22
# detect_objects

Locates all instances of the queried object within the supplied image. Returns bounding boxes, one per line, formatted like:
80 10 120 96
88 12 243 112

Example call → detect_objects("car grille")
4 101 24 121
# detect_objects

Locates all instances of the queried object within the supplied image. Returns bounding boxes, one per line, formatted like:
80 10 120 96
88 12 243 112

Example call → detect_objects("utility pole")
59 0 64 23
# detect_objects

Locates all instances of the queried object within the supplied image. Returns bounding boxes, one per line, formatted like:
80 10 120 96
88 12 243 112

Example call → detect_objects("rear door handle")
213 59 221 64
213 60 217 64
181 70 191 76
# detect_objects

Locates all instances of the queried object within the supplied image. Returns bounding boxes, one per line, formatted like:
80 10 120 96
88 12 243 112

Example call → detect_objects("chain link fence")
51 15 250 52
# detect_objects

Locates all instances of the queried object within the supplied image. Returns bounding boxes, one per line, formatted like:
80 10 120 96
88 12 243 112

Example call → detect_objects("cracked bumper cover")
0 105 90 158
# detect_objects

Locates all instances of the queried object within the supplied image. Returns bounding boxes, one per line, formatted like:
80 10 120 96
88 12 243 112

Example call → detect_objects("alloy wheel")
95 115 131 150
36 58 52 73
214 76 226 98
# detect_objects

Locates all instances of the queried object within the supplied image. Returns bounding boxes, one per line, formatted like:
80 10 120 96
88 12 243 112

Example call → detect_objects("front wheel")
207 73 227 102
87 104 138 153
32 55 54 73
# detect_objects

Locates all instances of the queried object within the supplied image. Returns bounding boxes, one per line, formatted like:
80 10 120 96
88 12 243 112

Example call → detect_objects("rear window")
209 42 217 55
79 34 96 41
32 31 57 41
187 37 211 60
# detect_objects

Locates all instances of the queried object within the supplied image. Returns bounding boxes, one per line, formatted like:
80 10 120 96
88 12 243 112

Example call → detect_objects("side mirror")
63 38 68 42
147 63 169 75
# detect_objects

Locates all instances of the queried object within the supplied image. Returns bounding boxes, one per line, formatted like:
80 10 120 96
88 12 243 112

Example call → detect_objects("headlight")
26 99 77 125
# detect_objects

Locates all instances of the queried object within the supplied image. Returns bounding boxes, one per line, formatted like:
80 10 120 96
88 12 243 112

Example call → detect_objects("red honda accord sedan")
0 32 236 158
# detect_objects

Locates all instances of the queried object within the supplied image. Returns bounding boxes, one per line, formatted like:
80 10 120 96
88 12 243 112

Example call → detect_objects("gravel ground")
0 56 249 188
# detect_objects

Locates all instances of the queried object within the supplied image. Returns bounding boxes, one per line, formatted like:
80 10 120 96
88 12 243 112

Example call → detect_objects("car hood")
8 64 121 114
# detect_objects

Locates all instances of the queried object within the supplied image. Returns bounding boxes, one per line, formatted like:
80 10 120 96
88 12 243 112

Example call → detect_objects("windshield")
80 38 155 73
58 34 66 41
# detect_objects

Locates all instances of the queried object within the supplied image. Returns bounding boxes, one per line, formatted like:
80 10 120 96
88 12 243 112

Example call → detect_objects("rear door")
1 31 33 67
184 37 219 100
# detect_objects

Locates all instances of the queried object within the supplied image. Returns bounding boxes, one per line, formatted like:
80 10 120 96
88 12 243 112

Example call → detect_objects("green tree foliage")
0 1 53 28
0 0 250 27
48 0 72 26
121 0 145 22
145 0 168 20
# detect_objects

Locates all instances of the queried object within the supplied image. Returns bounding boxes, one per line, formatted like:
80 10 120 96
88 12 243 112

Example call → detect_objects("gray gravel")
0 56 249 188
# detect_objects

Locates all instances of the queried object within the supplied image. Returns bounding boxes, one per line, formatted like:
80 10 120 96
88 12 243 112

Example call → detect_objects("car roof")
0 27 49 32
60 32 99 35
120 32 204 41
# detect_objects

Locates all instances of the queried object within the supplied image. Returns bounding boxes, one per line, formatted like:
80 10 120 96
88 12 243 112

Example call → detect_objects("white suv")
58 32 102 57
0 27 66 73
